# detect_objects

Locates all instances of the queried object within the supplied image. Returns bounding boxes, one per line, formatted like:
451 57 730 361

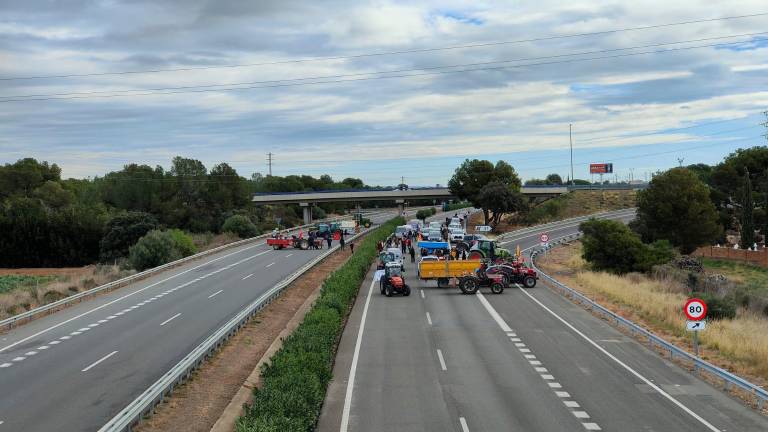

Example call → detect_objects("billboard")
590 163 613 174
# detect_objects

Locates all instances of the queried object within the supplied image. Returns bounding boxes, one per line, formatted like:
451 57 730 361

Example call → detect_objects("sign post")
684 298 707 359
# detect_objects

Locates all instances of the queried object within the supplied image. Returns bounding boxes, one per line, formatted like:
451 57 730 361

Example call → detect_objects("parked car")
395 225 412 239
408 219 424 232
429 221 442 230
427 229 443 242
449 228 465 242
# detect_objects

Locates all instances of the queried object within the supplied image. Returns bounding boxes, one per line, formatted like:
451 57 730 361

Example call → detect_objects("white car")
448 222 462 231
394 225 412 239
427 229 443 241
429 221 441 230
449 228 465 242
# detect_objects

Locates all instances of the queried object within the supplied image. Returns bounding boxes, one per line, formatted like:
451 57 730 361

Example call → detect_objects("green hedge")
236 216 405 432
445 202 472 212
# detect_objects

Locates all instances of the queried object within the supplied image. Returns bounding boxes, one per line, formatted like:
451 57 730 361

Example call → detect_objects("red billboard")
590 163 613 174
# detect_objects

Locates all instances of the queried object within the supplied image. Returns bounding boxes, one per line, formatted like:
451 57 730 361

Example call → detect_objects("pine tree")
741 169 755 249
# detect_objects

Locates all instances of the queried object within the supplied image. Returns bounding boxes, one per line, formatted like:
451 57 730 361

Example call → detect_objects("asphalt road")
319 209 768 432
0 207 410 431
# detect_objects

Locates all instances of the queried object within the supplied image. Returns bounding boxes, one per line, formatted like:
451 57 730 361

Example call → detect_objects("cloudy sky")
1 0 767 186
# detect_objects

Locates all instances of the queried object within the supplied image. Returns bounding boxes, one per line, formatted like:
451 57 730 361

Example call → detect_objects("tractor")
380 262 411 297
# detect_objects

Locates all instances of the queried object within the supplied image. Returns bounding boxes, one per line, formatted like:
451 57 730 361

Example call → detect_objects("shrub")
99 211 159 262
581 219 675 274
236 216 404 432
312 207 326 220
416 209 429 221
693 292 737 320
222 215 259 239
127 229 198 271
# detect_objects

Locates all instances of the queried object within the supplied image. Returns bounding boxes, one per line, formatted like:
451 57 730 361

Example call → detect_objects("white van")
386 247 404 264
395 225 412 239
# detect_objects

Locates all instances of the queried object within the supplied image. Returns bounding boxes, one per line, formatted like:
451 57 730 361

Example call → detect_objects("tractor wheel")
404 285 411 296
467 251 483 260
491 283 504 294
501 275 510 286
299 239 309 250
460 277 479 295
523 276 536 288
380 282 385 295
385 284 393 297
273 245 280 250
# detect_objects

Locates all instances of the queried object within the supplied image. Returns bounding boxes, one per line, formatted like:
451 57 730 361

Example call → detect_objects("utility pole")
677 157 684 167
762 110 768 142
267 152 273 176
629 168 634 183
569 124 574 186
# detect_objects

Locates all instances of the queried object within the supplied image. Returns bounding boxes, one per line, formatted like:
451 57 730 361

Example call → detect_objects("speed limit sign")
540 233 549 243
684 298 707 321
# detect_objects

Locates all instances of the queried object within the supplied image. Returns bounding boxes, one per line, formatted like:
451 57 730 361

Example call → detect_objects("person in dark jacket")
409 246 416 263
326 235 332 249
339 232 346 251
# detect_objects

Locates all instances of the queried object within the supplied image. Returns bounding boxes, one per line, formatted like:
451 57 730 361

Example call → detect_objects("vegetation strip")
236 217 404 432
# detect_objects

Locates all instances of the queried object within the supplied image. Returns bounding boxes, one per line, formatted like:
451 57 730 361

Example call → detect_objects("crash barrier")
98 223 376 432
0 214 359 330
496 208 636 243
530 233 768 410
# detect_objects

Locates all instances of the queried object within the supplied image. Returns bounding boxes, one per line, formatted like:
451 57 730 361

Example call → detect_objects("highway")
319 209 768 432
0 207 407 431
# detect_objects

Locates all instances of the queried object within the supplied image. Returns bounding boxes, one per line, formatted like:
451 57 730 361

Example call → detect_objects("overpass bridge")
252 187 569 224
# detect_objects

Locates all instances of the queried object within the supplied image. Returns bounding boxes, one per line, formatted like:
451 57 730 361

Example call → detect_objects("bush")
692 292 737 320
416 209 429 221
222 215 259 239
236 217 404 432
581 219 675 274
127 229 198 271
445 202 472 212
312 207 326 220
99 211 159 262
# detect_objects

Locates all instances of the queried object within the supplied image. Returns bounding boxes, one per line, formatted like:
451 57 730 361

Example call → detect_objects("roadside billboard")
589 163 613 174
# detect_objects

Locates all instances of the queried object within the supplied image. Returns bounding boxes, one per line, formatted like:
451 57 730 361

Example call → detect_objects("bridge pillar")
396 199 405 217
300 203 312 225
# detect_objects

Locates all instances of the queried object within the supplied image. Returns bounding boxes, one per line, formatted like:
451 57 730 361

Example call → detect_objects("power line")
2 34 766 103
3 12 767 82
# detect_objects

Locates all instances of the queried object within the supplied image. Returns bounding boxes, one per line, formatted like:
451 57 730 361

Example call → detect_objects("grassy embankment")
236 217 404 431
539 243 768 382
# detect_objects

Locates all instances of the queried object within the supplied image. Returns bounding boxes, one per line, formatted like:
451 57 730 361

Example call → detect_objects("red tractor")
485 262 538 288
458 271 506 294
380 263 411 297
266 235 310 250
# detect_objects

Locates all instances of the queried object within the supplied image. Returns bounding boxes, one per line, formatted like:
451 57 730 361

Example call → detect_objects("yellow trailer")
418 260 482 287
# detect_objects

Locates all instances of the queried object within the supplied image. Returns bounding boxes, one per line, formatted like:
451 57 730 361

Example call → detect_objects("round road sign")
684 298 707 321
540 233 549 243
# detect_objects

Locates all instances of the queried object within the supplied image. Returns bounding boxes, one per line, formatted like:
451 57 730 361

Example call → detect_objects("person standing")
401 240 407 254
350 241 355 254
339 232 346 251
326 234 332 249
409 246 416 263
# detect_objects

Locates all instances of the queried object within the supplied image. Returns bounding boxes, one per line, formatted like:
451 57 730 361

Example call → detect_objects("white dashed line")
573 411 590 419
286 253 293 257
535 367 548 373
242 273 253 280
564 401 581 408
541 374 554 380
70 332 82 336
60 336 70 340
555 391 570 398
24 351 37 356
160 313 181 326
81 350 118 372
49 341 60 345
98 319 108 323
426 312 433 326
78 328 89 332
37 346 49 350
515 343 526 347
0 363 12 368
583 423 602 430
436 349 447 371
548 382 563 389
208 290 223 299
459 417 470 432
88 323 99 327
12 357 25 362
420 289 425 299
107 316 117 319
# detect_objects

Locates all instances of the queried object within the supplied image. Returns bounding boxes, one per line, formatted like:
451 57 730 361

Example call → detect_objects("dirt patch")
136 248 360 432
0 267 93 277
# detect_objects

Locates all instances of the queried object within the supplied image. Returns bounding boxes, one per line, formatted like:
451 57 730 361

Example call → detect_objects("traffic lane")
498 211 635 249
424 283 585 432
0 242 335 431
335 259 456 432
502 283 768 431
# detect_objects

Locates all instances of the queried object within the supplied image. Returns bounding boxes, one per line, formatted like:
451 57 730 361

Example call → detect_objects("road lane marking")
459 417 470 432
436 349 447 371
0 363 11 368
37 346 49 350
49 341 60 345
517 286 721 432
208 290 223 299
555 391 570 398
565 401 581 408
583 423 602 430
81 350 118 372
242 273 253 280
0 246 271 354
340 278 376 432
266 263 275 268
548 382 563 388
476 292 512 332
426 312 433 326
160 313 181 326
286 253 293 257
573 411 590 419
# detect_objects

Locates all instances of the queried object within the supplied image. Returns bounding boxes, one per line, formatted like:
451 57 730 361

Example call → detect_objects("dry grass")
0 264 135 320
192 232 242 252
542 242 768 381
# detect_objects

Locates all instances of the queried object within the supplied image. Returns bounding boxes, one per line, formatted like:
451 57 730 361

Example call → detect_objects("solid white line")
208 290 223 299
340 278 376 432
160 313 181 326
426 312 433 326
459 417 470 432
81 350 118 372
436 349 447 371
517 286 721 432
242 273 253 280
475 292 512 332
0 247 271 354
266 262 275 268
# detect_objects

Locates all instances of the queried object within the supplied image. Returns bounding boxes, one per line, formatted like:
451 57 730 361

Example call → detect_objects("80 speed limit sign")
684 298 707 321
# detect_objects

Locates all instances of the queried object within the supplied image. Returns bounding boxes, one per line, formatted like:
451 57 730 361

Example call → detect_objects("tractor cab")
380 262 410 297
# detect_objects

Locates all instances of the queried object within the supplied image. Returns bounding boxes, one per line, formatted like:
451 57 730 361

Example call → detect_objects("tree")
631 168 721 254
416 209 430 222
222 215 259 238
127 229 196 271
449 159 521 224
99 211 159 262
476 182 527 226
32 180 74 208
741 170 755 248
545 173 563 185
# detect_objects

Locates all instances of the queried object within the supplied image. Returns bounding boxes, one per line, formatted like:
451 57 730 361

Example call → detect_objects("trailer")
266 236 311 250
418 259 483 288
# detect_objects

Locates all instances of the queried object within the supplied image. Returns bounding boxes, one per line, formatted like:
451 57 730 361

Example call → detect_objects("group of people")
377 233 417 262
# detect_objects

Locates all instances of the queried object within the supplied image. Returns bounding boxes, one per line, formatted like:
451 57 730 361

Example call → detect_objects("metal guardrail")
99 224 375 432
496 208 637 243
529 233 768 409
0 215 359 330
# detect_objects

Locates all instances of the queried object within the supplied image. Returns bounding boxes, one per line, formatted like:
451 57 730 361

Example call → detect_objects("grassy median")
235 217 403 432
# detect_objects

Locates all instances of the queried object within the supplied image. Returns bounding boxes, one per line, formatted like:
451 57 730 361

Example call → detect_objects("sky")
1 0 767 186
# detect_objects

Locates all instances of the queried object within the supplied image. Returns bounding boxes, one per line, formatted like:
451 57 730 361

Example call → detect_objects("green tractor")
467 239 512 261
